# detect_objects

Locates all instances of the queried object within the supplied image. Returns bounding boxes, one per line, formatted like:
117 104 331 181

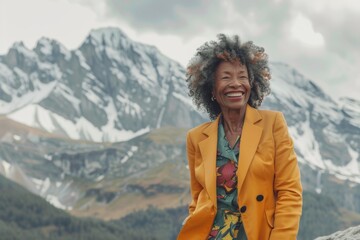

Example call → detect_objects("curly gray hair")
186 34 271 120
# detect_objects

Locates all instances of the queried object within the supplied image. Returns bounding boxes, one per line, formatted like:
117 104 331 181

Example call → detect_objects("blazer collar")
198 105 263 207
202 105 262 136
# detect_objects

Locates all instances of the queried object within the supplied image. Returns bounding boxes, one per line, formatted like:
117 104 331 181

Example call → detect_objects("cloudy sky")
1 0 359 101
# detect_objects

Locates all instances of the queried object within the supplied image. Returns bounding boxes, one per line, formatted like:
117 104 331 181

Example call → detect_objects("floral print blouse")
208 119 247 240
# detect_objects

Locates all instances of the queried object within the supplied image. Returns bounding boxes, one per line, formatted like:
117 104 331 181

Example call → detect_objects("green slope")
0 174 133 240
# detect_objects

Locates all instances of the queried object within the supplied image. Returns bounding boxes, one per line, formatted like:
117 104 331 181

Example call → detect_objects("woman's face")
213 60 251 112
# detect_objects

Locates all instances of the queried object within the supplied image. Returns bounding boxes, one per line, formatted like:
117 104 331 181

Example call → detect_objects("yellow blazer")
177 105 302 240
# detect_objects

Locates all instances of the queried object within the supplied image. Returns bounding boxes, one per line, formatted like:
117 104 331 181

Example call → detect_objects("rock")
315 225 360 240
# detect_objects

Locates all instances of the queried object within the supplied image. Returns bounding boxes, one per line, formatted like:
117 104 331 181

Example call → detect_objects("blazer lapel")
198 116 220 207
197 105 263 207
237 105 263 192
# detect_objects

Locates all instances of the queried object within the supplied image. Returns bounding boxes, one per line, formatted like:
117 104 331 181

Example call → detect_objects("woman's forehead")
216 61 247 73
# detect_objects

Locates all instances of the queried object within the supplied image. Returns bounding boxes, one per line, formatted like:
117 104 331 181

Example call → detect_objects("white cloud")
0 0 111 53
295 0 360 13
290 13 325 47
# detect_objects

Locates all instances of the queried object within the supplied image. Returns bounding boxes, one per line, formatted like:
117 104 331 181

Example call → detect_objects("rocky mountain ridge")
0 27 204 142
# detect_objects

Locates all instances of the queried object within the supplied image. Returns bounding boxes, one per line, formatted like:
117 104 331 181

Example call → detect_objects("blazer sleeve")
270 112 303 240
186 132 203 215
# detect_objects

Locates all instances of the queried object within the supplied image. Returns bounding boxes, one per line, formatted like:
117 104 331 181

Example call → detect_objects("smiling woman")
212 61 251 147
177 34 303 240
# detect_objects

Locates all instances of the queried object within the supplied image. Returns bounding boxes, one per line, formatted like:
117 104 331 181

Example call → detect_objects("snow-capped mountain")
0 27 204 142
0 27 360 218
261 63 360 212
264 63 360 184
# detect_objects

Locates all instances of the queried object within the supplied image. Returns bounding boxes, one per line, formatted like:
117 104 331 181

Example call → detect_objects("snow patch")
54 83 81 112
74 50 90 70
289 116 325 169
12 42 37 59
46 194 69 210
41 178 51 195
95 175 104 182
110 67 127 83
117 95 142 118
156 107 166 128
31 177 51 194
0 80 57 114
323 147 360 183
37 38 53 55
172 92 194 107
13 134 21 141
1 160 12 177
8 104 150 142
120 145 139 164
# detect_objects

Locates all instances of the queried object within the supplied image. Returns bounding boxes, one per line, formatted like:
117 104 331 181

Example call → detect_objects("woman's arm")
270 112 303 239
186 132 203 215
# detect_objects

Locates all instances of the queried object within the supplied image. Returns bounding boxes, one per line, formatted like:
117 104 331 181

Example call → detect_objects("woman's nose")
229 78 242 87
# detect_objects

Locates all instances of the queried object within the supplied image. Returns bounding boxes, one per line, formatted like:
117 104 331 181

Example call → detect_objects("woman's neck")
221 107 246 135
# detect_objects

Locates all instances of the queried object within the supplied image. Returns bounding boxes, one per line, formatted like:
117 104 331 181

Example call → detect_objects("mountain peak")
85 27 129 49
84 27 161 55
34 37 71 61
11 41 26 48
6 41 37 66
9 41 34 56
35 37 57 55
90 27 128 38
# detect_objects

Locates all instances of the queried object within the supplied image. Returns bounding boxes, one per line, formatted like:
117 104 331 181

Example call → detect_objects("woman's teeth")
226 92 244 97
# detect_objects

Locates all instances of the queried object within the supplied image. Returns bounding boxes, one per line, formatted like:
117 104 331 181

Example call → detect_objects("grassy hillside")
0 173 192 240
0 174 120 239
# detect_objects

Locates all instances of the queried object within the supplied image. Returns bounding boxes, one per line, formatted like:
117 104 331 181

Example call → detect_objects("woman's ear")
211 90 216 101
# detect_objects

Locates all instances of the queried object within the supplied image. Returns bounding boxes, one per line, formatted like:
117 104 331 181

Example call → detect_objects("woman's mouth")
225 91 244 97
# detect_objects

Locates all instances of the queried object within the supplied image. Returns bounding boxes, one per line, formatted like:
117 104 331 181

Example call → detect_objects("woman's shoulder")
255 108 290 128
257 108 282 118
247 104 282 120
251 107 286 125
188 121 213 135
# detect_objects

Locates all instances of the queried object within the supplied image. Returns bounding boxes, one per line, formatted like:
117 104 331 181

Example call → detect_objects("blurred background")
0 0 359 239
